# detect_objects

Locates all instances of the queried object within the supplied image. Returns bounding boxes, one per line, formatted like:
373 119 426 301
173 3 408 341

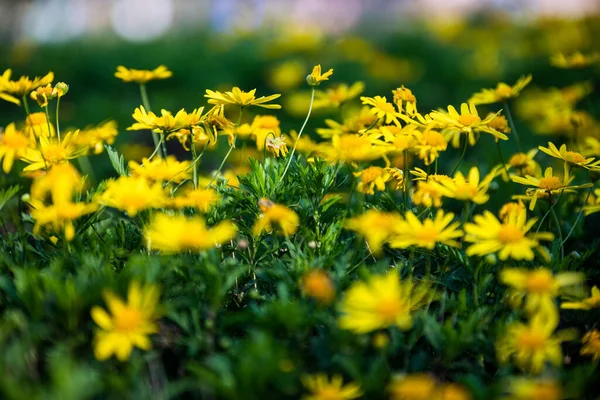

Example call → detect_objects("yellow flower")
497 149 540 181
561 285 600 310
145 213 237 253
392 85 418 117
499 201 526 222
486 114 511 134
301 374 361 400
30 162 84 205
91 281 160 361
0 123 31 173
313 82 364 109
268 60 305 91
0 69 54 98
0 69 20 105
412 181 445 208
302 270 336 305
581 188 600 216
29 199 97 241
170 187 220 213
496 309 573 374
338 270 434 334
306 64 334 86
204 87 281 109
114 65 172 84
21 130 85 172
413 129 447 165
464 209 554 261
430 103 508 145
581 330 600 361
344 210 403 254
504 378 562 400
539 141 600 171
30 84 56 107
360 95 401 125
265 136 289 158
512 166 591 211
98 176 169 216
433 166 495 204
318 134 390 163
252 198 299 237
550 52 600 69
500 267 583 313
74 120 118 155
25 112 55 138
388 374 471 400
128 106 202 134
468 75 532 105
129 156 191 184
389 210 463 250
353 166 391 195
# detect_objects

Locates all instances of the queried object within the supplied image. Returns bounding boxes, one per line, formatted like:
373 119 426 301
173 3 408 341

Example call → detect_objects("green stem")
139 83 163 158
403 149 409 211
190 132 198 189
550 205 564 260
504 101 522 152
22 95 31 117
77 155 95 183
562 187 594 245
450 136 469 176
275 88 315 192
496 140 510 177
55 97 61 141
147 135 164 161
205 107 244 188
44 105 53 141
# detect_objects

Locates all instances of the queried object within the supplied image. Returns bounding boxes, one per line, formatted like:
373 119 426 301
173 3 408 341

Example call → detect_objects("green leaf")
0 185 20 212
104 145 127 176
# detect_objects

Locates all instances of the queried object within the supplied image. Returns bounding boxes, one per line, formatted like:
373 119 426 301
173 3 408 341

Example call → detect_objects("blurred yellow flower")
302 270 336 305
74 120 118 155
497 149 540 181
0 123 31 173
550 52 600 69
388 374 471 400
338 270 434 334
539 142 600 171
30 199 97 241
268 60 305 91
128 106 202 134
504 378 561 400
0 69 54 98
313 82 364 109
21 130 85 172
561 285 600 310
353 166 392 195
496 309 573 374
581 330 600 361
469 75 532 105
465 209 554 261
389 210 463 250
129 156 191 184
412 181 444 208
30 162 84 205
145 213 237 253
91 281 160 361
433 166 495 204
344 210 403 254
170 187 220 213
392 85 418 117
318 134 390 163
500 267 583 313
25 112 55 138
98 176 169 216
360 95 401 126
252 198 299 237
205 87 281 109
413 129 447 165
301 373 361 400
499 201 526 222
114 65 172 84
306 64 334 87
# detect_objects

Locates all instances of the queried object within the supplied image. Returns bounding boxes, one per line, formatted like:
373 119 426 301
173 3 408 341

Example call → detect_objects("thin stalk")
139 83 162 158
44 105 53 142
450 136 469 176
550 206 564 260
504 101 522 151
403 149 409 211
147 135 164 162
562 187 594 245
191 138 198 189
275 88 315 192
55 97 61 141
206 107 244 188
496 140 510 177
22 95 31 117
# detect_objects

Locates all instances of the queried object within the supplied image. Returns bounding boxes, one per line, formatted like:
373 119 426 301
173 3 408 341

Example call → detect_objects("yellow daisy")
129 156 191 183
306 64 334 87
301 374 361 400
97 176 169 216
114 65 172 84
0 69 54 98
581 330 600 361
432 166 495 204
0 123 32 173
430 103 507 146
344 210 404 254
504 378 562 400
21 130 85 172
561 285 600 310
252 198 299 237
538 141 600 171
468 75 532 105
204 87 281 109
360 95 401 126
550 52 600 69
388 210 463 250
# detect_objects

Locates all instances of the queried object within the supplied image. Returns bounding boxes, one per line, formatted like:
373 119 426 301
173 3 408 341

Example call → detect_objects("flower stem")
562 187 594 245
550 205 564 260
55 97 61 141
275 88 315 192
403 149 409 211
139 83 163 158
206 108 244 188
147 135 164 161
22 95 31 117
496 140 510 177
504 101 522 152
44 105 53 141
450 136 469 176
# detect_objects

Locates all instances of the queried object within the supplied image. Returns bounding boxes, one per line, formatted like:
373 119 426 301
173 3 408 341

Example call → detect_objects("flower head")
430 103 507 144
469 75 532 105
25 112 55 138
91 281 160 361
581 330 600 361
389 210 463 250
204 87 281 109
21 130 85 172
253 198 299 237
504 378 561 400
388 374 471 400
433 166 495 204
145 213 236 253
302 270 336 305
338 270 435 334
313 82 363 108
361 95 401 126
114 65 172 84
550 52 600 69
465 209 554 261
301 373 361 400
539 142 600 171
73 120 118 154
306 64 334 86
98 176 169 216
129 156 191 183
128 106 202 134
0 123 32 173
561 285 600 310
30 84 56 107
344 210 403 254
0 69 54 98
265 135 289 158
170 187 220 213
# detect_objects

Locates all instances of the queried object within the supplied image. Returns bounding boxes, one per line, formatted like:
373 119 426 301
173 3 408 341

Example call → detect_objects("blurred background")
1 0 599 179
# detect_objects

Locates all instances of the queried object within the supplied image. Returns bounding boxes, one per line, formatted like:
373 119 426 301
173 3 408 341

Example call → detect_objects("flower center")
497 224 524 244
565 151 586 164
416 225 439 244
518 330 547 350
2 132 29 148
495 83 513 98
376 297 405 323
361 167 383 183
526 270 555 294
316 387 346 400
114 306 142 333
43 145 67 163
539 176 562 190
458 114 480 126
509 153 529 167
423 131 446 147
